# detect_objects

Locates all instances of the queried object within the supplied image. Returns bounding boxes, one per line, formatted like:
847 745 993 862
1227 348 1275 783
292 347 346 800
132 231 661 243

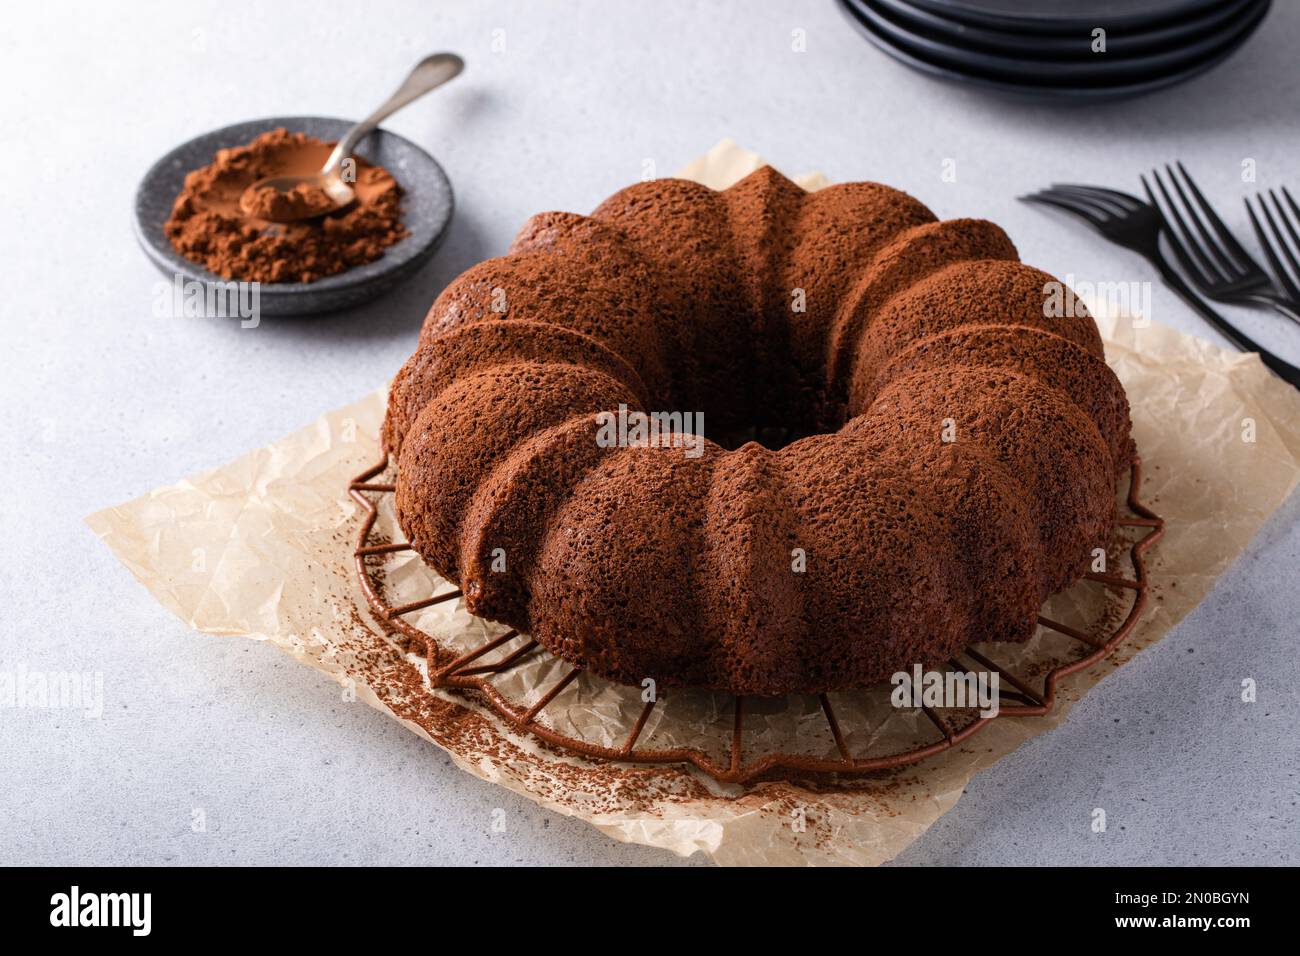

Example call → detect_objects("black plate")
850 0 1267 83
904 0 1232 32
875 0 1257 56
837 0 1268 101
134 116 454 317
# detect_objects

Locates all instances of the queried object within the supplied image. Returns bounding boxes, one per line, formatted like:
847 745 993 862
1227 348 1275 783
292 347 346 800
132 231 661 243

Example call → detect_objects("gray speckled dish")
134 116 453 316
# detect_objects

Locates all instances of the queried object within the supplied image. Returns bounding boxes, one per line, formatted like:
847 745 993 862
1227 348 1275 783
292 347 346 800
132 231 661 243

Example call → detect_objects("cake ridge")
824 218 1019 424
384 319 652 456
869 322 1133 468
700 440 809 690
591 178 753 433
847 257 1106 418
395 359 643 581
716 166 807 429
781 181 936 429
458 413 626 623
855 362 1115 594
779 435 970 686
529 442 723 687
476 221 673 381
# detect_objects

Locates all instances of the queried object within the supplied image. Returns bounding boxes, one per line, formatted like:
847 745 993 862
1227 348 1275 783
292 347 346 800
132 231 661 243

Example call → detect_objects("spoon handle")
324 52 464 172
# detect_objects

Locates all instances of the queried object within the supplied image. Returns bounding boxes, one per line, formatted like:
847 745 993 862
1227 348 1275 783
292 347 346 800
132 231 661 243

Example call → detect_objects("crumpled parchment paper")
88 140 1300 866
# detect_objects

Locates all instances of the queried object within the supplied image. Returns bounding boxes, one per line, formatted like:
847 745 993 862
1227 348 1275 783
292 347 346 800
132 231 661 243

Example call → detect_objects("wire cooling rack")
349 455 1163 785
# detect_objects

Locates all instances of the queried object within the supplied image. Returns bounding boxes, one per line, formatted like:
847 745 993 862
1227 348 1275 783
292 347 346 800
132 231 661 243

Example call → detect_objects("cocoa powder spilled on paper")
164 128 409 284
319 525 902 860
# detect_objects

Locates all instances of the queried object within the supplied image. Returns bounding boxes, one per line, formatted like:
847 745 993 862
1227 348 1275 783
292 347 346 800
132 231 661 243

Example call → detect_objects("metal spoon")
239 52 464 222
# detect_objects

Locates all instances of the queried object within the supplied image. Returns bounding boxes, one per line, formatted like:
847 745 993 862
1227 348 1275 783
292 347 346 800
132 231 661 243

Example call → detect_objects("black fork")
1021 184 1300 389
1144 162 1300 325
1245 187 1300 314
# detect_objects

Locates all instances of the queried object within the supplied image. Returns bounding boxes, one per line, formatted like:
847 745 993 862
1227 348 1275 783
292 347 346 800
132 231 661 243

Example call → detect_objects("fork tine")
1173 161 1257 271
1283 186 1300 224
1262 190 1300 301
1167 163 1241 278
1272 188 1300 269
1246 195 1300 302
1051 185 1134 217
1041 186 1122 220
1051 183 1145 209
1153 166 1229 283
1144 172 1214 288
1022 191 1110 227
1243 197 1292 299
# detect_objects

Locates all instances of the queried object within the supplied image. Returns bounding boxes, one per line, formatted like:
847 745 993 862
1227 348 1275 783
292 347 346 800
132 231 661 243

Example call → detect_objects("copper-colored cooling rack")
349 455 1163 785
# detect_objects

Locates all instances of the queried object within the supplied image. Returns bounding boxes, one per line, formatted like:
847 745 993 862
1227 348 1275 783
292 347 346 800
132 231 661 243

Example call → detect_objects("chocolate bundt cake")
383 167 1133 697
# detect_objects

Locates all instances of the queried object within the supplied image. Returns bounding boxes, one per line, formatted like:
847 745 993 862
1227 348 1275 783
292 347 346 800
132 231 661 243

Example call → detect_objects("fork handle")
1152 253 1300 390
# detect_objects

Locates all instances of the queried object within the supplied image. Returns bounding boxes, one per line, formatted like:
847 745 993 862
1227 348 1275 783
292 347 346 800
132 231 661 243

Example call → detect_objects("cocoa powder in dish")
242 181 336 221
164 128 409 284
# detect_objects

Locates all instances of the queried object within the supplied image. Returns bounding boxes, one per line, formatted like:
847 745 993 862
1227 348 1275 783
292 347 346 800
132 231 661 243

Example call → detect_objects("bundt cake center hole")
700 386 847 451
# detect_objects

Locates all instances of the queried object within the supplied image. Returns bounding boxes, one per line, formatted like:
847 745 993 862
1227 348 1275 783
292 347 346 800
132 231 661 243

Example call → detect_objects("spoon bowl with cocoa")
239 52 463 223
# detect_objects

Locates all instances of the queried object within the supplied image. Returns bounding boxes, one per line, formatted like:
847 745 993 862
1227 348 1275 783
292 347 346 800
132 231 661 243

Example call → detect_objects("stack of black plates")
838 0 1271 101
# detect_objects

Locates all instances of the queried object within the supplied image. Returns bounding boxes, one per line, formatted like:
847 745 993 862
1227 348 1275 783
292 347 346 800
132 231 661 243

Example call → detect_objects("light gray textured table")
3 0 1297 867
